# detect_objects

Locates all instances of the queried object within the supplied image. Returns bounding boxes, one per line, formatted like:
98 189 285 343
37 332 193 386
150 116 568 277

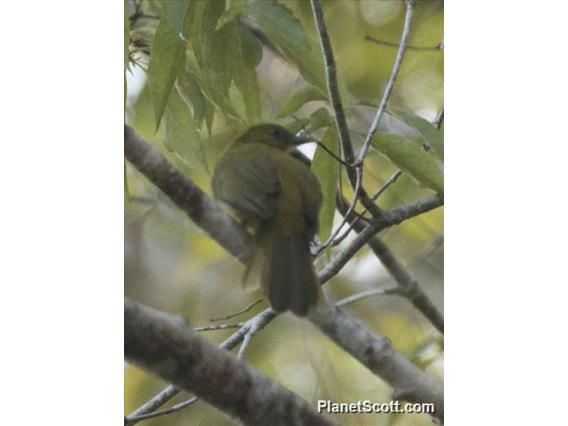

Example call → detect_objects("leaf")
165 88 209 172
237 22 263 67
391 110 444 160
232 25 262 124
277 85 327 119
204 101 215 137
148 18 185 131
216 0 247 30
234 63 261 124
176 67 206 128
245 0 325 90
310 107 334 132
372 133 444 194
161 0 190 35
184 0 244 124
312 128 340 243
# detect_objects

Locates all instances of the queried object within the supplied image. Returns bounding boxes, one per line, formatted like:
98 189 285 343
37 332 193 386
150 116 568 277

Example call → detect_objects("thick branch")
124 124 252 260
309 306 443 415
125 298 334 426
127 309 277 423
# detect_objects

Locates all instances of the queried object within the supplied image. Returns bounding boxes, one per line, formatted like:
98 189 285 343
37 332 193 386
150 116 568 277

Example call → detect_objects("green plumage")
212 124 323 316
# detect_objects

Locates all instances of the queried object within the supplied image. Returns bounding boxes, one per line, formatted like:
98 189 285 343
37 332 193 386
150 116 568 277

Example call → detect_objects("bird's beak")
292 131 315 145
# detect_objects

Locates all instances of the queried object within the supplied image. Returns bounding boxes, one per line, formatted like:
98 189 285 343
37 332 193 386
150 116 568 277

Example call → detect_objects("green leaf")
372 133 444 194
392 110 444 160
216 0 247 30
310 107 334 132
148 18 185 131
184 0 244 124
233 24 262 124
165 88 209 172
237 23 263 67
245 0 325 90
176 67 206 128
204 101 215 137
162 0 190 35
312 128 340 244
277 85 327 118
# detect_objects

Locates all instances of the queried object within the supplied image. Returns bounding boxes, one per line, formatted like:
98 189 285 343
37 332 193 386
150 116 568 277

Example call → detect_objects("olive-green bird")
212 124 324 316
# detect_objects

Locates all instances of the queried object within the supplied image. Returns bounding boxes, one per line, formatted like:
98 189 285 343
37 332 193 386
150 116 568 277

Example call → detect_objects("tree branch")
125 298 335 426
126 309 277 423
337 196 444 333
124 125 252 261
309 306 443 412
365 35 443 51
367 237 444 333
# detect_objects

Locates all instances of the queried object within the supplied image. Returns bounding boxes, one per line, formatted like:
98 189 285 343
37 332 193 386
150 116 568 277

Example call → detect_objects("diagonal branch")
337 195 444 333
124 125 253 260
125 298 335 426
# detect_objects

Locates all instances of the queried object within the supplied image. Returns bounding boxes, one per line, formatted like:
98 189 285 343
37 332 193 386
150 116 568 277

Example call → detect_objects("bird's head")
233 124 314 151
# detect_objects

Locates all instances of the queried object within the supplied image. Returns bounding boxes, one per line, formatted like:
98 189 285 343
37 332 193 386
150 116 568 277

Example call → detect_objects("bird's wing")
212 150 281 220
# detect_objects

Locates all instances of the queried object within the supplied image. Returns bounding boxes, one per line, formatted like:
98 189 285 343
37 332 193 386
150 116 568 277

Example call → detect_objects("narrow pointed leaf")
312 128 340 243
216 0 247 30
392 110 444 160
372 133 444 194
148 18 185 131
277 85 327 119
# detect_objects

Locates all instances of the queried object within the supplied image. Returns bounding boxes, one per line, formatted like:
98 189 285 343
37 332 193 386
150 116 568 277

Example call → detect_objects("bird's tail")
263 231 320 316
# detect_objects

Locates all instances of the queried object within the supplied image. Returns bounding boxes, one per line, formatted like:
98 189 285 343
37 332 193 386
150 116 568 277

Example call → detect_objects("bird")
212 124 324 316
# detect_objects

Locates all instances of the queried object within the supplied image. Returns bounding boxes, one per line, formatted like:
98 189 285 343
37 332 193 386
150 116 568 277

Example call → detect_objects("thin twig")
193 323 244 332
365 35 443 51
210 298 263 322
315 140 351 168
372 170 403 201
356 0 417 166
336 288 402 307
237 333 253 359
291 115 351 167
330 170 403 248
314 168 362 258
125 397 198 425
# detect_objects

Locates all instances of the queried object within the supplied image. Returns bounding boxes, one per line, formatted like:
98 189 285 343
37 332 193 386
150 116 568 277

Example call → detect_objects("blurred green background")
125 1 443 425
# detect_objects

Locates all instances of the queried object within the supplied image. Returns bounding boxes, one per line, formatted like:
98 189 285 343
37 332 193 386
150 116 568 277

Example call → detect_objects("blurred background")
125 1 443 425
